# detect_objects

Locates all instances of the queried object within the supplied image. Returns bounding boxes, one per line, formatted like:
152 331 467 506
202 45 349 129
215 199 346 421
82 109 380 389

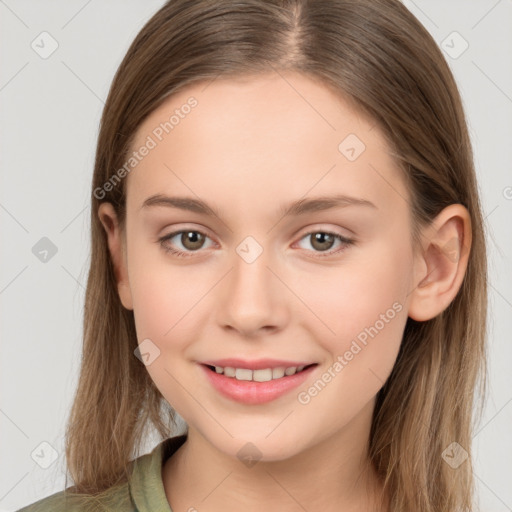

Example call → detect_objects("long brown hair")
64 1 488 510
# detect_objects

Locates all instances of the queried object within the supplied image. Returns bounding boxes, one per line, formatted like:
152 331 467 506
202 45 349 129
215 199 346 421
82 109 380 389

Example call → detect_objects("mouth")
202 363 318 382
198 361 319 405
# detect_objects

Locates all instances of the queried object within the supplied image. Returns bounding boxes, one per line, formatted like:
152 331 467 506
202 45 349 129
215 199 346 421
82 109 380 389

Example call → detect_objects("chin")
206 428 312 464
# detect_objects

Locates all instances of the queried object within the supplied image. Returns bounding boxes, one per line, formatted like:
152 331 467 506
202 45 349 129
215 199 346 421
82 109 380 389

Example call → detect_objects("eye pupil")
311 232 335 251
182 231 205 250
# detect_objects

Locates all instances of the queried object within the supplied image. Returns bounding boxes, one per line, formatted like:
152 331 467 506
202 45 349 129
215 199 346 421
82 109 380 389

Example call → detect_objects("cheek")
296 236 412 393
126 229 211 336
130 271 204 346
305 238 410 337
127 249 209 410
292 246 410 429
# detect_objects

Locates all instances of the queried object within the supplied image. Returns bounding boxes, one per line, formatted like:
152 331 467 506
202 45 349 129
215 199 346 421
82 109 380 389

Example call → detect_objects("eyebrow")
140 193 377 219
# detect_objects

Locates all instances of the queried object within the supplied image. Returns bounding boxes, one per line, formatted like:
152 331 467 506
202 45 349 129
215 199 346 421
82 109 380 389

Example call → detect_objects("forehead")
126 71 408 216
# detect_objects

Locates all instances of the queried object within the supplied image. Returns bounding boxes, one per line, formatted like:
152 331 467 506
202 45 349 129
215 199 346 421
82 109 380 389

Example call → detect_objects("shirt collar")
129 434 187 512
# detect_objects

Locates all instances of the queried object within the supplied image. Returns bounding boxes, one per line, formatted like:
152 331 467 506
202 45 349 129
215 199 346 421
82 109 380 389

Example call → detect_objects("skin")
98 71 472 511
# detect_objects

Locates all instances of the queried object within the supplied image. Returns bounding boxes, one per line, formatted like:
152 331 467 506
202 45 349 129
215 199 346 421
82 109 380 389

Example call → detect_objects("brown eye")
180 231 206 251
295 230 354 257
159 229 214 257
309 232 336 252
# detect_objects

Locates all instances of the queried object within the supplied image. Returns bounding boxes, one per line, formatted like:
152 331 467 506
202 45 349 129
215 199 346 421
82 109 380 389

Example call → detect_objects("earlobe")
97 203 134 311
408 204 472 322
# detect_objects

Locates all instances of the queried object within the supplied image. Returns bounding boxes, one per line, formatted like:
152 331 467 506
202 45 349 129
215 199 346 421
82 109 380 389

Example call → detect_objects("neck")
163 399 388 512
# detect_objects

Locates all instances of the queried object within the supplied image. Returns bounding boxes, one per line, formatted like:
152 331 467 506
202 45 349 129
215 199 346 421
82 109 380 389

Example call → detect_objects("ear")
97 202 133 310
408 204 472 321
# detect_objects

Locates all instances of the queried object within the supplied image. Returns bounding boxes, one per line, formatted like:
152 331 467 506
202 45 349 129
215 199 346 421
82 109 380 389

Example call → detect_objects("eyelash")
158 228 355 259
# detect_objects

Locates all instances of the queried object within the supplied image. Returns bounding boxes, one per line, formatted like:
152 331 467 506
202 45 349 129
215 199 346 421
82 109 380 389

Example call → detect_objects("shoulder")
16 489 87 512
16 435 188 512
16 482 134 512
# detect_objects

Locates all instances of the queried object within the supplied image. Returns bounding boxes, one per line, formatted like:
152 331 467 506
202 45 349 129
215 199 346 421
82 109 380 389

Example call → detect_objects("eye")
295 230 354 257
158 228 355 259
159 229 215 258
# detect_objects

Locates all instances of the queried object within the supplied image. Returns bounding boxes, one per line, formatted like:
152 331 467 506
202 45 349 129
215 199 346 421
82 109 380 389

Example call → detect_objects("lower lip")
199 364 317 405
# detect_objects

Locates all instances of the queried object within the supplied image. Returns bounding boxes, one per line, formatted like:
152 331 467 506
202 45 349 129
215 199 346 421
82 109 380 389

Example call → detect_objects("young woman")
19 0 488 510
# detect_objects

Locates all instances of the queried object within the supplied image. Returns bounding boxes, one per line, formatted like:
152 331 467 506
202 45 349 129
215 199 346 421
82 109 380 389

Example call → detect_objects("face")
101 71 419 462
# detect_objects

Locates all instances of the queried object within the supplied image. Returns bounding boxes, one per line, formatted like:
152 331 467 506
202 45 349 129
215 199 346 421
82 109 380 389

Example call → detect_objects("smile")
199 361 319 405
204 364 316 382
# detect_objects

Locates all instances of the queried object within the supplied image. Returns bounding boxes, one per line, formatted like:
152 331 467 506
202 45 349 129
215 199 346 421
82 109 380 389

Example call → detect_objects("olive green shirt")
17 434 187 512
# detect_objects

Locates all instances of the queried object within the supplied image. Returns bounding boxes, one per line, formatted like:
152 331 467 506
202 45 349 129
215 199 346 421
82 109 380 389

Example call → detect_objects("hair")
62 1 488 510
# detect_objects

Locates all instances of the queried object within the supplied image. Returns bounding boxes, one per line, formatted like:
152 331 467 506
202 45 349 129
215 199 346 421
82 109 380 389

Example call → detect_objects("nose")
216 245 289 338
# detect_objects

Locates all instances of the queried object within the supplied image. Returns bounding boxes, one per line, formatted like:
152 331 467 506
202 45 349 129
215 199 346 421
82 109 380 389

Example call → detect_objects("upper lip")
200 358 317 370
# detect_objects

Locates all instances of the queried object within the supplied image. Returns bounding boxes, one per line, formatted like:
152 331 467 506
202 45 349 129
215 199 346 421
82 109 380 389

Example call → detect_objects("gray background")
1 1 511 510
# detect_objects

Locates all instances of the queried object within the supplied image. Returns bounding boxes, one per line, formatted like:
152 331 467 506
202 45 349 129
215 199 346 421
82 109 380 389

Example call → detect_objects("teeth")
224 367 236 377
272 367 285 379
253 368 272 382
235 368 252 381
284 366 297 376
211 364 310 381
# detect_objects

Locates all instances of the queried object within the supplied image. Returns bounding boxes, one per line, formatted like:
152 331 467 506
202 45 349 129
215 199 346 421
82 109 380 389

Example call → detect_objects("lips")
198 358 319 405
201 358 316 370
